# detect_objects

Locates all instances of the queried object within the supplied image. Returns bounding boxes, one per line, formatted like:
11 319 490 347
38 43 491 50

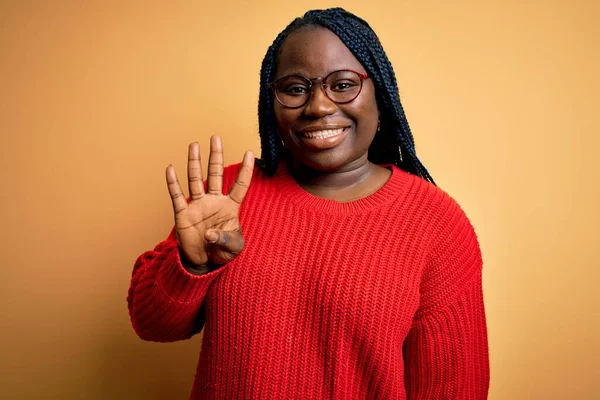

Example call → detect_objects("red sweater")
128 162 489 399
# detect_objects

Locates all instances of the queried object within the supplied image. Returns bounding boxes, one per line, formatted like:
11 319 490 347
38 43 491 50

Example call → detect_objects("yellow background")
1 1 598 399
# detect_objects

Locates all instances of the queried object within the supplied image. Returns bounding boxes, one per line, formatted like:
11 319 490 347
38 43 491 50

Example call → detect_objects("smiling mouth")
299 127 347 139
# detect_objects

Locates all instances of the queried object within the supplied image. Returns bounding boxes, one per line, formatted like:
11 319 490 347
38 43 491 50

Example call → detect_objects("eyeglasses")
270 69 369 109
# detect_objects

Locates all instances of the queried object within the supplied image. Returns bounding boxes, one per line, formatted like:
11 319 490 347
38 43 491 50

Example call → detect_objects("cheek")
355 100 379 133
365 90 380 119
354 86 379 127
274 106 295 131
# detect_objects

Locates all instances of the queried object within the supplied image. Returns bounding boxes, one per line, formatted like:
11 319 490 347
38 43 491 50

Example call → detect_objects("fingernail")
205 231 217 242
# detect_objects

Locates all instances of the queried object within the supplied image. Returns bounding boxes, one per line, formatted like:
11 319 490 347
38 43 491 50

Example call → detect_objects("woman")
128 7 489 399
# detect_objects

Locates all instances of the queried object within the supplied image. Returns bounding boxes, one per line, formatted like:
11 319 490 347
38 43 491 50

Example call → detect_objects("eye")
283 85 309 96
330 81 357 92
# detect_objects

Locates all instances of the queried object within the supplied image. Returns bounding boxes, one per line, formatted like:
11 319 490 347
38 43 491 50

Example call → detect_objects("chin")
292 152 355 173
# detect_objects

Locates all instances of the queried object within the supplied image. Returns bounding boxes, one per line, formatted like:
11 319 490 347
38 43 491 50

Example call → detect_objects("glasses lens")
275 76 311 108
324 70 363 103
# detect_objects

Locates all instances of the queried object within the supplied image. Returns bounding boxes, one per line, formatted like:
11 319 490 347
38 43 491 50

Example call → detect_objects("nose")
302 82 337 117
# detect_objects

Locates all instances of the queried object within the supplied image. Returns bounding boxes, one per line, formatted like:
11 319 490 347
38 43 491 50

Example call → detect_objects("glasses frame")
269 69 369 109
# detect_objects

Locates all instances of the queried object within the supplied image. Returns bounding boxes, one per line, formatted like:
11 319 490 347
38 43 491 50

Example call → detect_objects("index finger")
228 151 254 204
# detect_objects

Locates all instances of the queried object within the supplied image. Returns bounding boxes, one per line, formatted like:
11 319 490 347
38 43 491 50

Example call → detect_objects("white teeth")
302 128 345 139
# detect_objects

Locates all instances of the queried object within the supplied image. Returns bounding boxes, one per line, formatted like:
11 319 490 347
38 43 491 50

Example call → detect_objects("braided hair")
257 7 434 184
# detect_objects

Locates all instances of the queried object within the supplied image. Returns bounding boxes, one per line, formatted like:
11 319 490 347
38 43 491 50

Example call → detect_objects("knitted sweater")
128 162 489 399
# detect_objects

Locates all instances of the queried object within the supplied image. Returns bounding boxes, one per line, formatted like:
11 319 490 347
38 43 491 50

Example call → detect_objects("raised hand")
165 136 254 274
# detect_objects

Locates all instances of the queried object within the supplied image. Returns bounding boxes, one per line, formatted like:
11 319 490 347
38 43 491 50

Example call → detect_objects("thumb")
205 229 245 260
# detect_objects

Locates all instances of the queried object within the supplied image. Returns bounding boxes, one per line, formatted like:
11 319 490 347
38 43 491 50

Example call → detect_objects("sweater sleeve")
403 195 490 399
127 163 245 342
127 228 225 342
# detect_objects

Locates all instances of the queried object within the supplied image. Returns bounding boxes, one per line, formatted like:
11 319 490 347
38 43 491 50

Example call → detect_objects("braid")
257 20 300 174
257 8 434 184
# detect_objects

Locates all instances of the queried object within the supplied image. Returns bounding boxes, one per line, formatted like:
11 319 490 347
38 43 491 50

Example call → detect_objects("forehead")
275 27 364 78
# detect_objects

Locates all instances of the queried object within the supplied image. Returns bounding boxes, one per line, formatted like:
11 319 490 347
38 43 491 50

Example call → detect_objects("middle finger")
207 135 224 195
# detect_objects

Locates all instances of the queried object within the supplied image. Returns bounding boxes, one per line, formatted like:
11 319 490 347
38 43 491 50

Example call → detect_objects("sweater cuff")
156 242 225 303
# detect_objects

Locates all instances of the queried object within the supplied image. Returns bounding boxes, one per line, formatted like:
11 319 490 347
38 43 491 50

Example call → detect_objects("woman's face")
273 27 379 172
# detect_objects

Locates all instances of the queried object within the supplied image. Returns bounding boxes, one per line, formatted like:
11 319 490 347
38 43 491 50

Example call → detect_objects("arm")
404 197 489 399
127 137 254 342
127 228 223 342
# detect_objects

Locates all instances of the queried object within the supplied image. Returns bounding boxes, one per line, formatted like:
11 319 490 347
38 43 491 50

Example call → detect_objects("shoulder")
390 166 475 230
389 167 483 308
397 167 480 258
405 174 482 316
221 160 269 193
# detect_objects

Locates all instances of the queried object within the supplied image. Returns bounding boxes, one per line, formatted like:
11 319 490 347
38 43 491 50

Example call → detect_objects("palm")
175 194 240 265
166 137 254 269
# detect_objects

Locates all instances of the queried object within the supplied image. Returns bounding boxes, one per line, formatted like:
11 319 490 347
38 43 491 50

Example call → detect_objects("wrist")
178 248 219 275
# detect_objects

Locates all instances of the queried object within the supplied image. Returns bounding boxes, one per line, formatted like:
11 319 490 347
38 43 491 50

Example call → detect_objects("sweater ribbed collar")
272 161 410 215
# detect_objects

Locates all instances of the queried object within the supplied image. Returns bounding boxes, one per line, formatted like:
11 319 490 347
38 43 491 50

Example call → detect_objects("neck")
288 155 379 195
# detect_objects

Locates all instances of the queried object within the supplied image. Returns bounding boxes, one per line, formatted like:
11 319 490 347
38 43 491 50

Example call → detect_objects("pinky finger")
166 164 187 214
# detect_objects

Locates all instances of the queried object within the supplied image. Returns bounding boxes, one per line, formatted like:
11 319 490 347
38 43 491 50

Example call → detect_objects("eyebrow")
274 68 367 80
